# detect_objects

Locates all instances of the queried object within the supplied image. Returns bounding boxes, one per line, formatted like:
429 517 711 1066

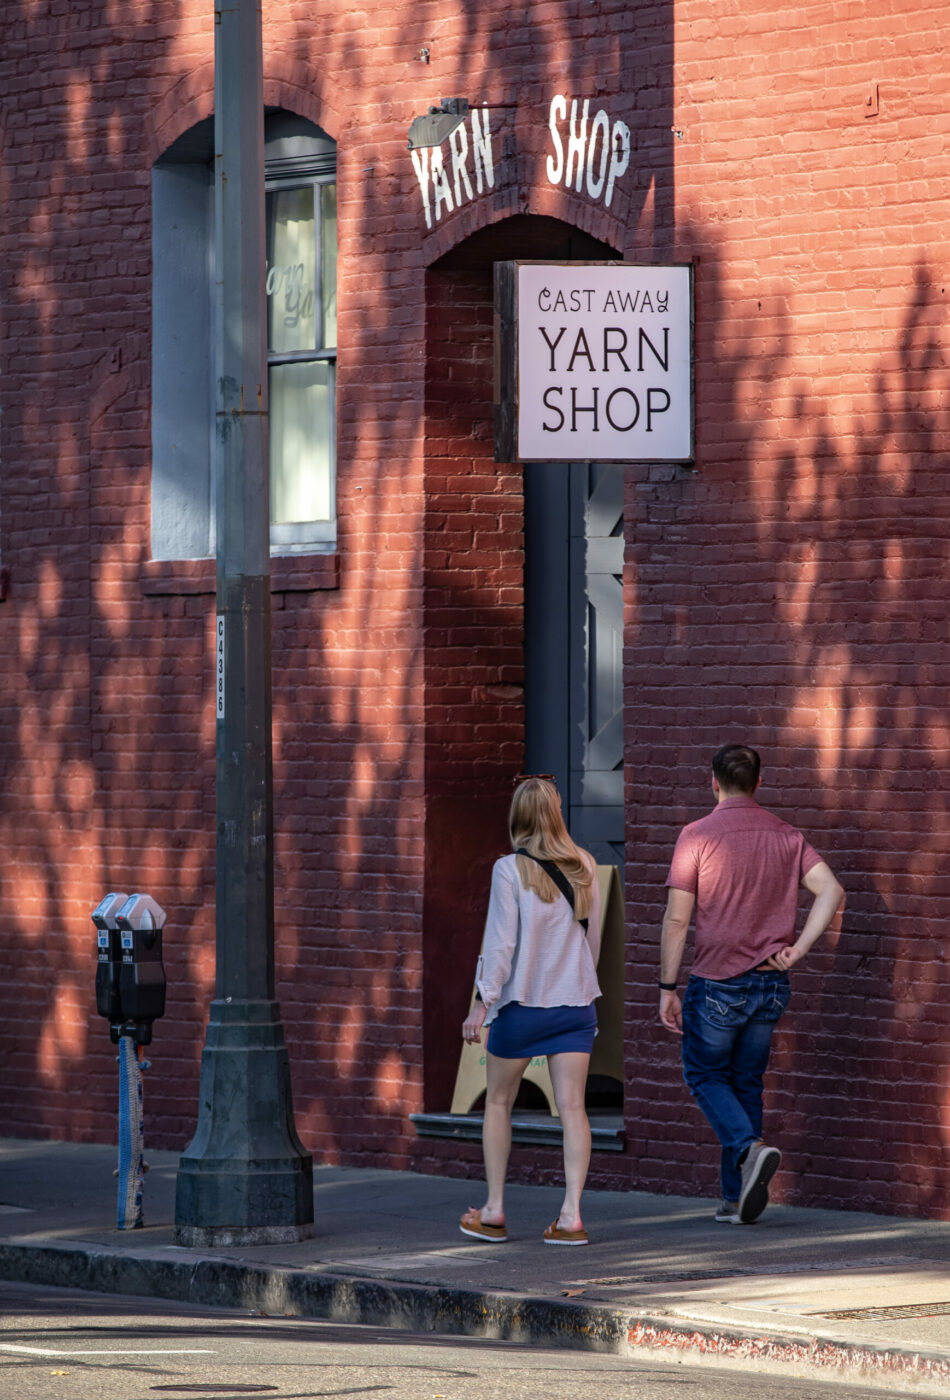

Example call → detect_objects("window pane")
269 360 333 524
266 186 316 354
321 183 337 350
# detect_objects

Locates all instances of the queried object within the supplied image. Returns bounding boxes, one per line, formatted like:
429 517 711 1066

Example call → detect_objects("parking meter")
92 892 130 1043
115 894 167 1045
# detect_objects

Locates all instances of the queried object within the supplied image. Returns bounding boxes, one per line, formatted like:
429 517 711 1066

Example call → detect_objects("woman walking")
460 777 602 1246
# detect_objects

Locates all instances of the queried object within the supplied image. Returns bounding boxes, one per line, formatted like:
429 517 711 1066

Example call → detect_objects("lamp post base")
175 1220 313 1247
174 999 314 1243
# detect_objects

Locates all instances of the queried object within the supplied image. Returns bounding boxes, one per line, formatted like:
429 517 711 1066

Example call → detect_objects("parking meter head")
116 893 168 1045
115 893 167 933
92 892 130 930
93 892 130 1039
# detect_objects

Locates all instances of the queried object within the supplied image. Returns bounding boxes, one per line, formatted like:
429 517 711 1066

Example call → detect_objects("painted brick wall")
1 0 948 1218
0 0 436 1164
421 259 525 1113
622 0 950 1215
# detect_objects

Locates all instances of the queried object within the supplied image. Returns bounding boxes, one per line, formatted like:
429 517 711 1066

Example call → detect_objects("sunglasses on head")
513 773 557 788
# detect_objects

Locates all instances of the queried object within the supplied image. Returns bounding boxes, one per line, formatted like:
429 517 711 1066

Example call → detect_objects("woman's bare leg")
480 1052 529 1224
547 1051 592 1231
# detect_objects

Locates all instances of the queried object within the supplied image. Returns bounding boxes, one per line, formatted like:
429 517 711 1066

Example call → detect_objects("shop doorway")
418 216 624 1129
523 459 625 1121
524 462 624 872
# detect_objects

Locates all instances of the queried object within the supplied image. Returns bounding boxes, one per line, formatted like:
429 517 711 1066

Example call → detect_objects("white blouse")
475 853 602 1024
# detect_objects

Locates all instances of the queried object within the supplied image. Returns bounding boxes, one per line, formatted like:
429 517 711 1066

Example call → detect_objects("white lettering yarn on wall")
411 108 495 231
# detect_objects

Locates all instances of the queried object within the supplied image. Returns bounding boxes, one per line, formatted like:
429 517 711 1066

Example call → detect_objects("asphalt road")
0 1281 902 1400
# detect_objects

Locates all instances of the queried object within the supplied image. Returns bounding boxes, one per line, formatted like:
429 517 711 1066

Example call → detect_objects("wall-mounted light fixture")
407 97 470 151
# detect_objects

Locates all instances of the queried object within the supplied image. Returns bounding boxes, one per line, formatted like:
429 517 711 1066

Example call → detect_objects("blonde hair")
509 778 595 922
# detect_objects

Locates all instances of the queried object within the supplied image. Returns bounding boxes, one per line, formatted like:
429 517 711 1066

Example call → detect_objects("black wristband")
658 980 677 991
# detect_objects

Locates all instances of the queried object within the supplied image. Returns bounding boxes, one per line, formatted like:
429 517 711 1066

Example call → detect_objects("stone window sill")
409 1111 625 1153
140 554 340 596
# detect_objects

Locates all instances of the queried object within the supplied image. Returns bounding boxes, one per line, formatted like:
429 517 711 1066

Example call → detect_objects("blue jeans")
681 971 791 1201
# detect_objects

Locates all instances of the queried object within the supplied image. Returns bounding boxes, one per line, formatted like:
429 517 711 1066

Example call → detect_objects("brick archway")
419 215 619 1115
145 68 341 166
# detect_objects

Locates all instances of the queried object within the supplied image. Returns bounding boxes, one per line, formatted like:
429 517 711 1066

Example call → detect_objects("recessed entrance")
419 216 624 1135
524 460 624 872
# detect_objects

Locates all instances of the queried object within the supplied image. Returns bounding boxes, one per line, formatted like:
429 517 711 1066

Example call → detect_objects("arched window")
151 112 337 560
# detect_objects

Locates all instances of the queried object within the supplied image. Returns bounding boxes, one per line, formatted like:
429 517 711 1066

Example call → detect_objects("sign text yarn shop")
494 262 694 464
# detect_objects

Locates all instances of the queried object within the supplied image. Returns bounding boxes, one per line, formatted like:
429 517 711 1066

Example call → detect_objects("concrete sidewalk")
2 1138 950 1393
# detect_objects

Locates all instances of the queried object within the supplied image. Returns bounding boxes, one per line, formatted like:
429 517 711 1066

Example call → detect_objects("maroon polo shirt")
666 796 823 980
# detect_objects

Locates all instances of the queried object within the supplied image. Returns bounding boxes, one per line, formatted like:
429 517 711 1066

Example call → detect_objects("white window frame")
150 113 337 562
265 148 337 553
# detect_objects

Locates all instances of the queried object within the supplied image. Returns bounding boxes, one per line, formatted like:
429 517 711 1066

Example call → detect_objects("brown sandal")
543 1220 589 1246
459 1207 508 1242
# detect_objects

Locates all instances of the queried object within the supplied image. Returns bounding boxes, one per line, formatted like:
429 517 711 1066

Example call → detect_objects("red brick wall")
421 259 523 1113
0 0 432 1164
1 0 948 1218
622 0 950 1215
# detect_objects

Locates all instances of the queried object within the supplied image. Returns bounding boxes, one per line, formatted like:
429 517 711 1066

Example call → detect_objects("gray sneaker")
714 1200 741 1224
738 1140 781 1223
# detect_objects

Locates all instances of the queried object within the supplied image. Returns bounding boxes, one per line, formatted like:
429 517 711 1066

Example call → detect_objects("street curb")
625 1319 950 1395
2 1241 950 1394
0 1242 628 1349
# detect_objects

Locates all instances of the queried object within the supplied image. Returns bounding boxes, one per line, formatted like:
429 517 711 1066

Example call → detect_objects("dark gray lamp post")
174 0 313 1246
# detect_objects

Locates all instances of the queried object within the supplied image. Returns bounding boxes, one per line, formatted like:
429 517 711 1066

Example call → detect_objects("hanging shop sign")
494 261 694 463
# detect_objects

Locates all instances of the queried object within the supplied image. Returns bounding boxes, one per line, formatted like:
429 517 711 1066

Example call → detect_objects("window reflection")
264 169 336 541
269 361 333 525
266 186 317 355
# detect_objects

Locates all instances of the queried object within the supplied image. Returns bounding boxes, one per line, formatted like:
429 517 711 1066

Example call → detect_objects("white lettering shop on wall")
498 262 693 463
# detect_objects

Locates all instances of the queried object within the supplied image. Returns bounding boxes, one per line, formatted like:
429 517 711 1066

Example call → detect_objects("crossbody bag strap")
515 848 589 933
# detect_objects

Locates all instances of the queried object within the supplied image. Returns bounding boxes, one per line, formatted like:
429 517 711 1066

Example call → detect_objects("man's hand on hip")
659 989 683 1035
760 945 801 972
760 865 845 974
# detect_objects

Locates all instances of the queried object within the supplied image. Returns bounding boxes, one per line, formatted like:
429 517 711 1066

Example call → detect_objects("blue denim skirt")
486 1002 597 1059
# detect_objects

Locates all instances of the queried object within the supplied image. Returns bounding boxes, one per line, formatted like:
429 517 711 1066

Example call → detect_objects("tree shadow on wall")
625 232 950 1215
275 1 677 1165
0 0 231 1144
0 0 684 1182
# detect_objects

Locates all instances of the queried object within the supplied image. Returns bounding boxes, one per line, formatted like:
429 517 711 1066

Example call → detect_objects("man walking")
659 744 844 1224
